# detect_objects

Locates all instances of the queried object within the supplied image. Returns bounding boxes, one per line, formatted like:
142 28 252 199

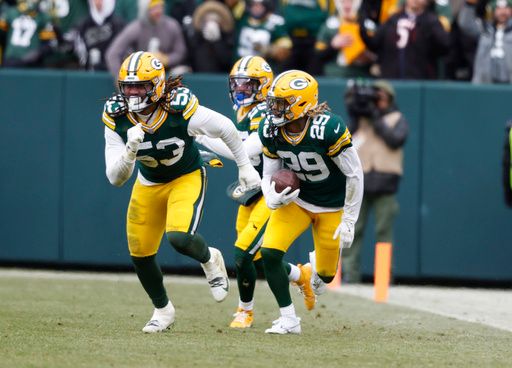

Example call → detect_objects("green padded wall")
0 70 63 261
0 70 510 281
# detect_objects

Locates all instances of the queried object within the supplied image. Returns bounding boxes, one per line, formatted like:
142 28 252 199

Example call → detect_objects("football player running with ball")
102 51 260 333
259 70 364 334
195 56 317 329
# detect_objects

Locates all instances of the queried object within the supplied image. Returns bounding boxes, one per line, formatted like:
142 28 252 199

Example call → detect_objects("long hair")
159 74 184 112
306 101 330 117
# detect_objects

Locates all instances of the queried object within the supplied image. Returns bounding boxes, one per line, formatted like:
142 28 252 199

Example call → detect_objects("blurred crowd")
1 0 512 83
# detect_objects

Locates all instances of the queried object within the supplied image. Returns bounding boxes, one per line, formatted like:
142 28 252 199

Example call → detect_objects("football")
271 169 300 193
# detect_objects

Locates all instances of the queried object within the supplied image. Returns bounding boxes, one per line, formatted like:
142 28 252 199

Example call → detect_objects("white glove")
238 163 261 191
265 181 300 210
333 218 355 248
126 123 145 160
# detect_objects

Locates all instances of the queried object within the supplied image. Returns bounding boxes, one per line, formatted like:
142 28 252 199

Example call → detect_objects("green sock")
234 247 256 303
261 248 292 307
131 255 169 308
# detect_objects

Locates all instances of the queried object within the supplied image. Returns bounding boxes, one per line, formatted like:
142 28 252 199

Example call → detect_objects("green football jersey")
41 0 88 34
234 13 288 61
258 111 352 208
102 87 203 184
234 101 267 175
0 8 55 60
279 0 334 37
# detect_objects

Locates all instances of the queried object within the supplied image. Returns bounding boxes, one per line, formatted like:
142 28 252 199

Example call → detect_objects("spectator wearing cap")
342 80 408 283
458 0 512 83
359 0 450 79
105 0 188 77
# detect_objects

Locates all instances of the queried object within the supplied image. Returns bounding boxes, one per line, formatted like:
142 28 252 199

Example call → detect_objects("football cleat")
142 301 175 333
264 316 301 335
309 251 327 296
201 247 229 302
230 307 254 328
294 263 316 310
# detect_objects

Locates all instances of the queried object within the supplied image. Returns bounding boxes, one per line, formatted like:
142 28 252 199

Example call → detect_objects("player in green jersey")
196 55 316 329
102 51 261 333
0 0 56 66
233 0 291 69
258 69 364 334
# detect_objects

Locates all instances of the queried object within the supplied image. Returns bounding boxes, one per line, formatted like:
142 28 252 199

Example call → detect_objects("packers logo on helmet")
289 78 308 90
267 70 318 127
229 56 273 107
118 51 166 112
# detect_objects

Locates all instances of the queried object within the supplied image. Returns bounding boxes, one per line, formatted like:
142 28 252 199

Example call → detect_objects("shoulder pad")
323 114 352 157
247 103 267 130
168 87 199 120
102 94 127 129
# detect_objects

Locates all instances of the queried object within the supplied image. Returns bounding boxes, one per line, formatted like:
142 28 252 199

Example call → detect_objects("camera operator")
342 79 408 283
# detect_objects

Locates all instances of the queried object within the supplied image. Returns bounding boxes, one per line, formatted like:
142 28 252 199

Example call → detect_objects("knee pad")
166 231 193 253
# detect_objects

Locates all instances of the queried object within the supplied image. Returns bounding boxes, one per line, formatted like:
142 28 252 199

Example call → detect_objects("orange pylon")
374 242 392 303
327 258 342 290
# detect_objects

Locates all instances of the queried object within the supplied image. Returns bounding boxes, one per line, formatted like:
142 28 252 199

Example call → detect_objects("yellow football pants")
235 196 271 261
262 202 342 278
126 168 206 257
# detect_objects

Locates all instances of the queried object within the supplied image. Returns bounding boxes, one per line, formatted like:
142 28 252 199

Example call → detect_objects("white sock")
288 263 301 282
280 304 296 318
239 300 254 311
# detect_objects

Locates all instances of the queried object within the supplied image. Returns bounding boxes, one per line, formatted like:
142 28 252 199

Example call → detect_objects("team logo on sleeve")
151 58 163 70
289 78 308 90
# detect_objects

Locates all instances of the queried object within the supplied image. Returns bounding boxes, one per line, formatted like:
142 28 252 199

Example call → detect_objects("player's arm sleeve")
195 131 262 161
194 135 236 160
331 146 364 224
187 105 250 167
261 154 282 196
104 126 136 187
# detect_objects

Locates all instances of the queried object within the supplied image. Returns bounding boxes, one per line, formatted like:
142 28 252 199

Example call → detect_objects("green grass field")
0 271 511 368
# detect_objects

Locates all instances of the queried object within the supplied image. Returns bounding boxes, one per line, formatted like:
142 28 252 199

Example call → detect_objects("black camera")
344 80 379 118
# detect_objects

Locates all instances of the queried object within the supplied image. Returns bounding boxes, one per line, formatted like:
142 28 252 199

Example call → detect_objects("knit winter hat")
149 0 164 9
373 80 395 99
490 0 512 10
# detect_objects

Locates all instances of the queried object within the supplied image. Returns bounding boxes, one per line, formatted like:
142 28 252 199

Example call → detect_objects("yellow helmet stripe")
127 51 144 75
237 56 253 73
